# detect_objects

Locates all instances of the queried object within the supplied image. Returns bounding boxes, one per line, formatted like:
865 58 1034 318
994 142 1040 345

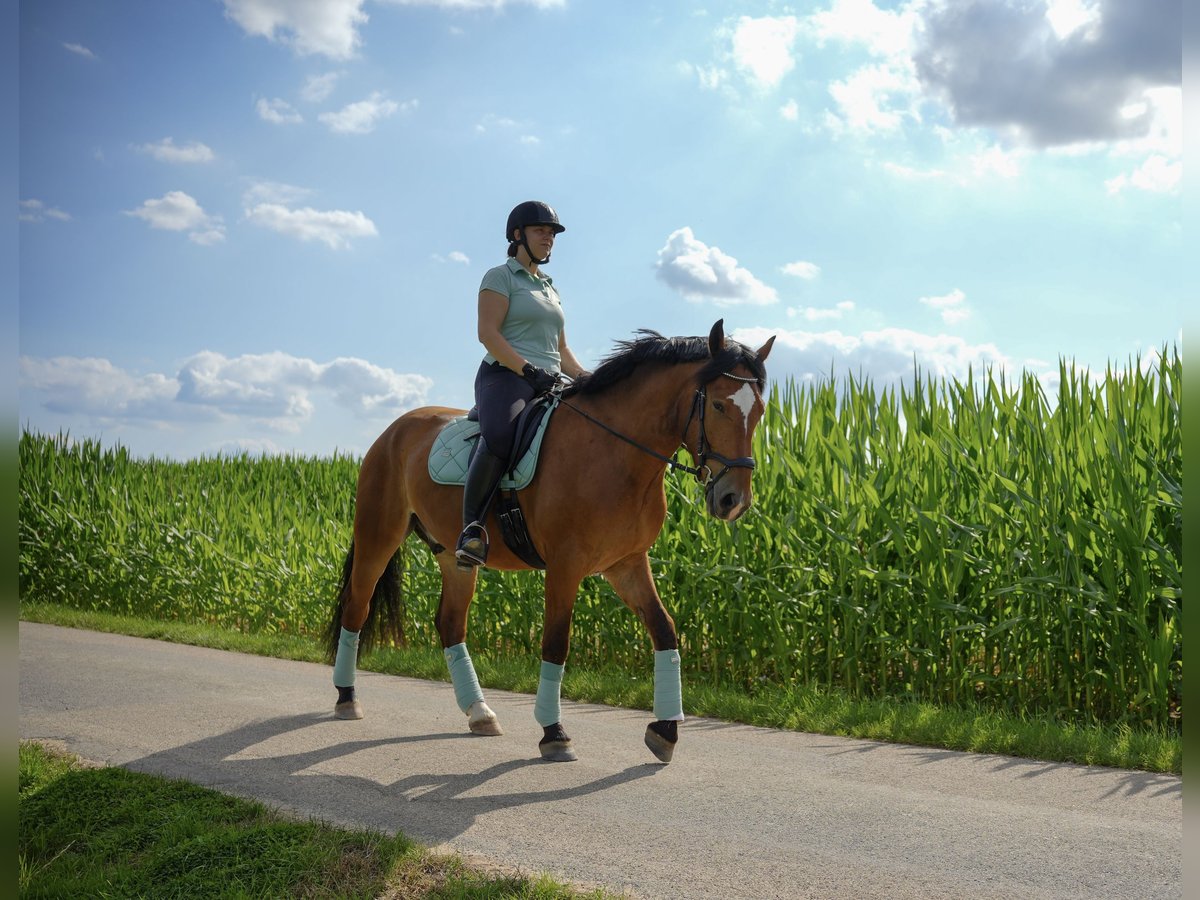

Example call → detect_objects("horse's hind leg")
434 554 503 736
330 528 409 719
603 552 682 763
330 445 414 719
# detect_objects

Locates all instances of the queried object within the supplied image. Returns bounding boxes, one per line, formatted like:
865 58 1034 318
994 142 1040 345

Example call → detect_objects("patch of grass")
21 603 1181 774
19 741 606 899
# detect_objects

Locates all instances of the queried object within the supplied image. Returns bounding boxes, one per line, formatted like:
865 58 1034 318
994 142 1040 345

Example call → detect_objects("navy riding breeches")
474 360 535 460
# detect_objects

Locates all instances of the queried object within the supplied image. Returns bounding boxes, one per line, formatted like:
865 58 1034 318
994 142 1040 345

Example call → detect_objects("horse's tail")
324 540 407 662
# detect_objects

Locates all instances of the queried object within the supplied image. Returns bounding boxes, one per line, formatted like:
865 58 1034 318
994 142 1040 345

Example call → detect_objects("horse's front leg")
603 552 682 763
434 555 503 736
536 568 583 762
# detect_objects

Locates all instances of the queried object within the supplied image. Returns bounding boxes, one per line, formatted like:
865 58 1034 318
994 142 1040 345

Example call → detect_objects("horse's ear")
756 334 776 364
708 319 726 357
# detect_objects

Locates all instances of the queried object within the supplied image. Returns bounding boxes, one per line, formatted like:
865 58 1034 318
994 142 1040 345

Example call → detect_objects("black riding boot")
455 443 508 569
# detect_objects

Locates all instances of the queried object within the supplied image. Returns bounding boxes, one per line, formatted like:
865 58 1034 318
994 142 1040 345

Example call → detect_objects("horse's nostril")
720 492 737 511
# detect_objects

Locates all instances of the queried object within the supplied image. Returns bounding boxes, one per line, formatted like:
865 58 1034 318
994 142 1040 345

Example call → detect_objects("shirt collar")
506 256 553 286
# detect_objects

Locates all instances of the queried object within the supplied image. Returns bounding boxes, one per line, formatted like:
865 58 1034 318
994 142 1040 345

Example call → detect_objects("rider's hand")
521 363 559 394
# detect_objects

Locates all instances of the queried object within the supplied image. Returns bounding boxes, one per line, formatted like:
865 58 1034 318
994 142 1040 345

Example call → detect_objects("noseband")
557 371 760 490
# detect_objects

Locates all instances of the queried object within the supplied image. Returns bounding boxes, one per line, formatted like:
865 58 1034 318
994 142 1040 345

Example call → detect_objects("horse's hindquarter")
358 406 466 546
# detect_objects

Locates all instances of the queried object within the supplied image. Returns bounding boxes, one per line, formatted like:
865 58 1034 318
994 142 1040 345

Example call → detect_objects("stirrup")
455 521 489 569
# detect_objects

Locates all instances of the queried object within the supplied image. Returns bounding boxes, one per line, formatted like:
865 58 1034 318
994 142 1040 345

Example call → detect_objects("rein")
556 371 760 488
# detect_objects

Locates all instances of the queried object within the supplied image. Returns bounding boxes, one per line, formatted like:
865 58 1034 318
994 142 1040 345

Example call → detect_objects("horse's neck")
573 363 700 458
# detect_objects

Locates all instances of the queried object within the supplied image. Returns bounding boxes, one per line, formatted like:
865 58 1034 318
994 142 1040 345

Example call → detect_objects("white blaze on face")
729 383 758 427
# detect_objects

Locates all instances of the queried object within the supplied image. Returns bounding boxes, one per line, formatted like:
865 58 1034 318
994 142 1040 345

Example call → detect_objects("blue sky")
18 0 1182 459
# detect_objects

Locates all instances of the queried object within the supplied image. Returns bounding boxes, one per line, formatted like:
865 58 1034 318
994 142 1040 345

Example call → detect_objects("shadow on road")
809 739 1180 800
126 712 664 844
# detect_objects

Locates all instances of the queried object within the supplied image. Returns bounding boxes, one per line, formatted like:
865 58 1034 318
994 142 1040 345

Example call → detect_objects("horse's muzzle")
706 474 751 521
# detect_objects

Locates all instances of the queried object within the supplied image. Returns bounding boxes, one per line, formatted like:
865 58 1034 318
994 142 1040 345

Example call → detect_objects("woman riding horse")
455 200 589 570
327 241 775 762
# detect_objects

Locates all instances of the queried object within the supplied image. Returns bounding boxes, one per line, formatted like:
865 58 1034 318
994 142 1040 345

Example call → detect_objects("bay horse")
325 319 774 763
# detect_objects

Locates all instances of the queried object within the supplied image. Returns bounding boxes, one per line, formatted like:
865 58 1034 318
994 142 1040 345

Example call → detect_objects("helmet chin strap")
518 227 551 266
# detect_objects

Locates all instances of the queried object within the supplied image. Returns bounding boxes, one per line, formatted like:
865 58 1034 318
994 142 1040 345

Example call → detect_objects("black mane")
562 329 766 398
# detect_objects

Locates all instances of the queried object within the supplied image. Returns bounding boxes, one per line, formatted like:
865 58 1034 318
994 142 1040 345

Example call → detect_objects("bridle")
555 371 760 490
680 372 760 487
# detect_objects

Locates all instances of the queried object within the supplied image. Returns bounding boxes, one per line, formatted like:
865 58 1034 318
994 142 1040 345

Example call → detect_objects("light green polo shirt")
479 257 565 372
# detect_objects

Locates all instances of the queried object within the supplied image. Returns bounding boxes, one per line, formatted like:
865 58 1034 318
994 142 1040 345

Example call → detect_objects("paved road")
19 622 1181 899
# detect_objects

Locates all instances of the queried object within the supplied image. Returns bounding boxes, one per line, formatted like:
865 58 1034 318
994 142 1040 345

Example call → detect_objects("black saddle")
465 395 555 477
466 394 556 569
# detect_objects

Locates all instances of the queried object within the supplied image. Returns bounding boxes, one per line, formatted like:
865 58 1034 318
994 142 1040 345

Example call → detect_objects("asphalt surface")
19 622 1181 899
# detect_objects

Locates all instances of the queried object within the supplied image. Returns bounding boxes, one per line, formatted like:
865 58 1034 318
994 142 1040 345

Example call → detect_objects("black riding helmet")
506 200 565 265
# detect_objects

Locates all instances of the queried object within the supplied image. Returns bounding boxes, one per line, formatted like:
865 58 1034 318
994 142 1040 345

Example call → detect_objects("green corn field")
18 351 1182 731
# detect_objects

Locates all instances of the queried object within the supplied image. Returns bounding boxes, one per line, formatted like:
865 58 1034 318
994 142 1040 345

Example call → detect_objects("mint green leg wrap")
332 627 359 687
653 649 684 721
444 643 485 714
534 661 565 726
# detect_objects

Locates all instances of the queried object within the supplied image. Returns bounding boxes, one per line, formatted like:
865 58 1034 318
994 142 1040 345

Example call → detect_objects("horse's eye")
712 401 726 413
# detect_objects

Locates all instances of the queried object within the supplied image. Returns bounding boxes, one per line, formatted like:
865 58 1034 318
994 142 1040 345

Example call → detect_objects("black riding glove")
521 363 559 394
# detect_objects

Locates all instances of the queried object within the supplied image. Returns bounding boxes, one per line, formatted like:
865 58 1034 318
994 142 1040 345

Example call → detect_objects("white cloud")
827 62 916 134
919 288 970 325
681 61 727 91
475 114 520 133
780 99 799 121
256 97 303 124
969 145 1021 178
802 0 922 136
881 137 1023 185
1116 86 1182 159
731 15 800 89
1105 154 1182 195
912 0 1181 149
805 0 1179 196
135 137 216 163
1045 0 1102 39
806 0 916 60
319 92 412 134
731 325 1012 386
244 203 377 249
434 250 471 264
124 191 226 245
62 42 98 60
301 71 341 103
474 113 551 147
787 301 855 322
21 351 433 429
19 199 72 223
188 228 227 247
781 260 820 280
656 227 778 306
21 356 180 420
242 181 312 206
222 0 368 60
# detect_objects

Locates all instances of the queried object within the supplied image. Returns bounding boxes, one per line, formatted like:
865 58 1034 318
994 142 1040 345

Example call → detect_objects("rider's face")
520 224 557 258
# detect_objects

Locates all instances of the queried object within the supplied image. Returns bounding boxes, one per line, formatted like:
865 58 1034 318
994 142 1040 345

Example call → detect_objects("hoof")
539 723 578 762
334 699 363 720
644 720 678 763
467 701 503 736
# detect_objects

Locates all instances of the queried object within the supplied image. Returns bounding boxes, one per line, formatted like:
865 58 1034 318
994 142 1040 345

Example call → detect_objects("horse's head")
686 320 776 521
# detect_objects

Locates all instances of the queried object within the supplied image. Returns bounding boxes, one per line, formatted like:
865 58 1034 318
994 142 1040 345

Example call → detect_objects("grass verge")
20 602 1181 775
19 740 608 899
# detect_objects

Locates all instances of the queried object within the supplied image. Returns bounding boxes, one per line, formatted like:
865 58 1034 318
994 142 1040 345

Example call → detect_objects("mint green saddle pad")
427 400 557 491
